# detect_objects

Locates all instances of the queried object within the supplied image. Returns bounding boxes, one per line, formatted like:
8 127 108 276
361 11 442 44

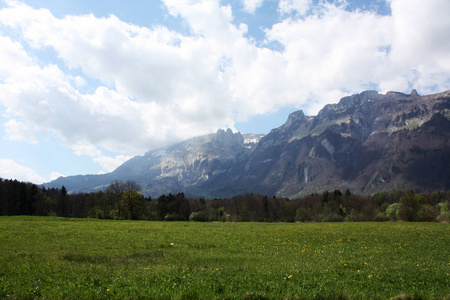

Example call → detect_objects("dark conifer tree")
57 186 68 217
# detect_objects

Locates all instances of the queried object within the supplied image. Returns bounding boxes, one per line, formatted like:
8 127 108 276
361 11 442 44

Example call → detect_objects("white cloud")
3 119 38 144
50 172 65 181
260 4 390 112
93 155 133 172
278 0 312 16
71 143 102 158
70 142 132 172
264 0 450 110
380 0 450 93
0 0 449 178
242 0 265 13
0 159 46 183
0 0 248 155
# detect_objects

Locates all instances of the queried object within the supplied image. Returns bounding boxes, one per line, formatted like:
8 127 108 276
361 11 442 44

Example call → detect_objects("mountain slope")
45 90 450 198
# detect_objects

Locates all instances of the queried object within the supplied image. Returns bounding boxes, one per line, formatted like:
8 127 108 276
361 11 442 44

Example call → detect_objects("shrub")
373 212 389 222
189 211 208 222
386 203 400 221
164 213 183 221
295 208 310 222
398 193 426 221
437 201 450 223
437 211 450 223
88 207 104 219
320 213 344 222
417 204 438 222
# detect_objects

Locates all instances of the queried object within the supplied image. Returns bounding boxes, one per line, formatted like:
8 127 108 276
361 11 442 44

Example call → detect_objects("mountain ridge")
45 89 450 198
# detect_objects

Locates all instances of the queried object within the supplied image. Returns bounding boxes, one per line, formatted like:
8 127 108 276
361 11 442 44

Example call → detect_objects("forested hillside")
1 178 449 222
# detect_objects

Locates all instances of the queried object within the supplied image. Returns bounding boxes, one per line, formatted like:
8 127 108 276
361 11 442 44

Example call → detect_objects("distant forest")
0 178 449 222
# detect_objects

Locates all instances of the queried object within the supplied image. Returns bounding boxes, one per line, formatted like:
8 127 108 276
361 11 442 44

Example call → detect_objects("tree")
157 192 191 221
344 189 351 197
385 203 400 221
157 194 172 220
28 184 40 215
17 182 28 215
333 189 342 198
121 189 144 220
57 186 68 217
322 191 330 203
106 181 142 219
176 192 191 221
398 192 425 221
106 181 126 219
263 195 270 221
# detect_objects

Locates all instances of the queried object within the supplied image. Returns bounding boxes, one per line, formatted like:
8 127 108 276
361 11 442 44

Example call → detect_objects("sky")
0 0 450 184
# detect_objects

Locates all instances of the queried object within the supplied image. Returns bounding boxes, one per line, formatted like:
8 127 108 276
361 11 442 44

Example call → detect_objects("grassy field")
0 217 449 299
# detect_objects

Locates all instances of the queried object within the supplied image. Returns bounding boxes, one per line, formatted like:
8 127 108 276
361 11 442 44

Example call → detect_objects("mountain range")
45 89 450 198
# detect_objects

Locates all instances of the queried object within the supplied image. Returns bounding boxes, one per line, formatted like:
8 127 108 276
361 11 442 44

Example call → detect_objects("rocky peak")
317 91 381 119
385 91 408 98
285 110 307 127
337 90 380 109
214 129 244 148
410 89 419 97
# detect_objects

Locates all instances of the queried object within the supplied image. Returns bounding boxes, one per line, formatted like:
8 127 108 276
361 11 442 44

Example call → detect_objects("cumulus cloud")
71 142 132 172
242 0 265 13
278 0 312 16
3 119 38 144
0 159 46 183
93 155 133 173
381 0 450 93
0 2 235 157
266 2 393 105
50 172 65 181
0 0 449 178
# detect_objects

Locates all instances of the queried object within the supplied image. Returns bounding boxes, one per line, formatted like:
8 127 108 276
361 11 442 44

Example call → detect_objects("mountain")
46 129 265 196
45 90 450 198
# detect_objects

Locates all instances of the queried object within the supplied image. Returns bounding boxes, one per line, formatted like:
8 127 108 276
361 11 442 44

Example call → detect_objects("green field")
0 217 449 299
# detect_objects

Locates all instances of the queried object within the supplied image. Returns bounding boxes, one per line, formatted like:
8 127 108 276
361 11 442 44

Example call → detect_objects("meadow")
0 217 448 299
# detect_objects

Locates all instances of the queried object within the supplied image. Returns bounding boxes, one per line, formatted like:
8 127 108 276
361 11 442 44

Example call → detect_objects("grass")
0 216 449 299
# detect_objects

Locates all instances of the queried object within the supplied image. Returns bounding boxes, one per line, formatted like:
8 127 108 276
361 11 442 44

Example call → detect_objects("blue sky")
0 0 449 184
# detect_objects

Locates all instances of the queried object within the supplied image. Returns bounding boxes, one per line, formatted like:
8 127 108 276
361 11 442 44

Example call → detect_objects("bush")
437 201 450 223
320 213 344 222
437 211 450 223
164 213 183 221
295 208 310 222
373 212 389 222
417 204 438 222
386 203 400 221
189 211 208 222
87 207 104 219
398 193 425 221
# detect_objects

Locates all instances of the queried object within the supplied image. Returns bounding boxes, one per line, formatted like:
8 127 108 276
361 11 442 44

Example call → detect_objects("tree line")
0 178 449 222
